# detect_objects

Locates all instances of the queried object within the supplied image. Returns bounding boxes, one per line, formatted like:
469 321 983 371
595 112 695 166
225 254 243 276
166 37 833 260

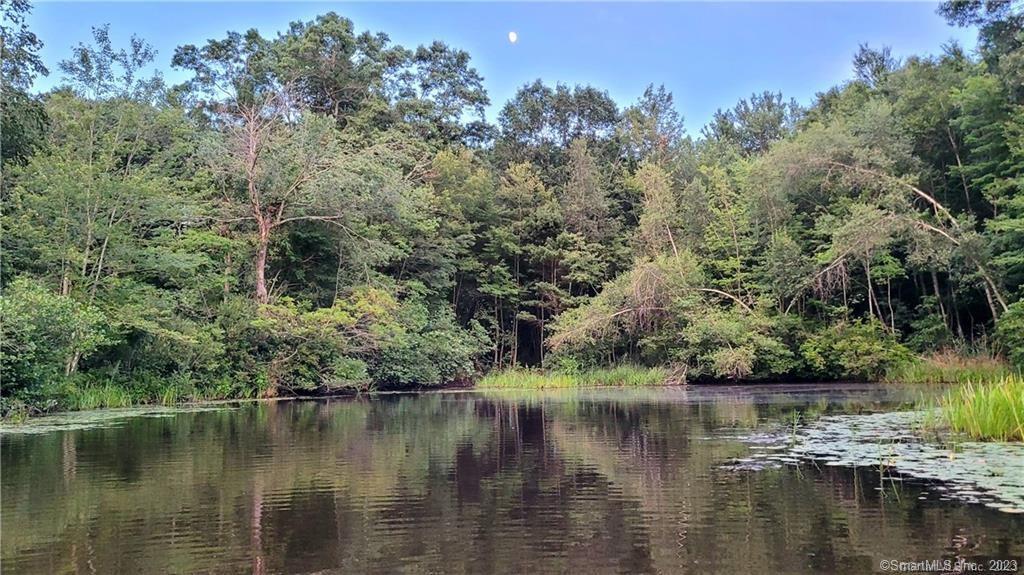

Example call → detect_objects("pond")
3 384 1023 574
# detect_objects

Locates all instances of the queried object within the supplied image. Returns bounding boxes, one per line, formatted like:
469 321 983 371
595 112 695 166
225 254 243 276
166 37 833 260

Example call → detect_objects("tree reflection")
2 390 1022 574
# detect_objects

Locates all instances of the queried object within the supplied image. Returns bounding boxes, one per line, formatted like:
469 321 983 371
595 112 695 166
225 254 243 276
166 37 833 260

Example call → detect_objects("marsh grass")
65 383 134 411
885 351 1018 384
938 376 1024 442
478 365 669 389
55 374 259 414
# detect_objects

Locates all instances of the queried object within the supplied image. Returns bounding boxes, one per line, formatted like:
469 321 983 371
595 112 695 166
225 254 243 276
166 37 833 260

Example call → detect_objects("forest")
1 0 1023 414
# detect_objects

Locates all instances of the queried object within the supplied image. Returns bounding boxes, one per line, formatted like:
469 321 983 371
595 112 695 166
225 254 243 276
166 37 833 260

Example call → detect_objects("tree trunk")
947 124 971 212
865 260 875 319
254 225 271 304
982 283 999 322
865 260 888 329
949 282 966 339
539 307 545 368
493 299 501 367
886 279 895 332
930 270 947 325
65 351 81 377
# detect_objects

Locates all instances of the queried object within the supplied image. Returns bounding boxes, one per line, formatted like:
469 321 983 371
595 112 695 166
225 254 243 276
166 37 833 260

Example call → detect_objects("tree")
884 48 975 214
560 138 615 242
496 80 619 175
3 28 223 380
939 0 1024 96
752 96 1009 323
1 0 48 164
271 12 401 123
489 162 561 365
853 44 899 89
0 278 112 395
392 41 490 144
633 162 681 258
176 31 351 304
618 84 688 166
704 91 800 156
0 0 47 90
60 25 163 100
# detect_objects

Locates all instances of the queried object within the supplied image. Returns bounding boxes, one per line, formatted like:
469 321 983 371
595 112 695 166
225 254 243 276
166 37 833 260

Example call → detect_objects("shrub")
0 278 115 400
249 297 366 395
676 308 797 381
801 320 912 380
248 287 487 394
368 302 488 388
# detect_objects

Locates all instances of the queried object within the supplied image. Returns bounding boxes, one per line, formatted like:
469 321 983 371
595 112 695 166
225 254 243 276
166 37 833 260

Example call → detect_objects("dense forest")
2 0 1023 413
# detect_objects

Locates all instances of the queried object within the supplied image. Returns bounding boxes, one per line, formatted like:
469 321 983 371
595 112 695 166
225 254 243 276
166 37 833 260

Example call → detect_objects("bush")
0 278 115 401
368 301 488 388
249 296 367 395
249 287 487 394
675 308 797 381
801 320 912 380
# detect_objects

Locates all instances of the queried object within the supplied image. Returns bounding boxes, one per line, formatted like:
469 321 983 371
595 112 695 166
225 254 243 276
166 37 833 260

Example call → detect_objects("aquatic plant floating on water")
729 410 1024 513
0 405 236 435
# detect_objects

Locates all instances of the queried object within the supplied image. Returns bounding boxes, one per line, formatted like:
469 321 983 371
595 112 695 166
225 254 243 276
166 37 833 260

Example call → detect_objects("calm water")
3 384 1023 574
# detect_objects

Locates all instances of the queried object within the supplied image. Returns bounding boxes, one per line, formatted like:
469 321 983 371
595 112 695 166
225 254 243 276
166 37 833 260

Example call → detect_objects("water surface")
3 384 1023 574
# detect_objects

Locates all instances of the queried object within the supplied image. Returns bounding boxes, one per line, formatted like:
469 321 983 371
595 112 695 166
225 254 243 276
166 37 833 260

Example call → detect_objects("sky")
27 2 978 133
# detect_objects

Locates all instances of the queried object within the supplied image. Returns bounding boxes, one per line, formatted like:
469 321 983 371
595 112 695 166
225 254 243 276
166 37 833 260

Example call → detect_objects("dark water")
3 384 1023 574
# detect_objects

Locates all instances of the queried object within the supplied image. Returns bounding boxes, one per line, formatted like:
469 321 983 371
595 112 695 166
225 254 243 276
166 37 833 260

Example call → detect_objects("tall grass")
64 383 134 410
56 373 261 413
477 365 669 389
885 351 1018 384
939 375 1024 441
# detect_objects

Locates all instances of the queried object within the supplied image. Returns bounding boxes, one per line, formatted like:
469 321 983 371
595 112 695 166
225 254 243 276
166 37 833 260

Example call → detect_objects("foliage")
247 286 486 394
4 2 1024 414
1 0 48 90
996 300 1024 368
940 375 1024 441
800 320 913 381
0 278 113 400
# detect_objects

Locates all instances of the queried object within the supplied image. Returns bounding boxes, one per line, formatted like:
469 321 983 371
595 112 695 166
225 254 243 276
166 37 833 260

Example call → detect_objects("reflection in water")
3 385 1023 574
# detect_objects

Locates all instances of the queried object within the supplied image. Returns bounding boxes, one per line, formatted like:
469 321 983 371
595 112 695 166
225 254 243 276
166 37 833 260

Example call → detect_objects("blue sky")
28 2 977 133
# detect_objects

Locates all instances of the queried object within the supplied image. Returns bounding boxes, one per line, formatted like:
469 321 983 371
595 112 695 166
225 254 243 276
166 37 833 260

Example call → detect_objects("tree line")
2 0 1022 411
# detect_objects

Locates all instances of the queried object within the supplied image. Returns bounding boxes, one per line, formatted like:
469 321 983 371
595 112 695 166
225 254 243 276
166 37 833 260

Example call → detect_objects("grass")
938 375 1024 442
55 374 260 414
64 382 134 411
477 365 669 389
885 350 1019 384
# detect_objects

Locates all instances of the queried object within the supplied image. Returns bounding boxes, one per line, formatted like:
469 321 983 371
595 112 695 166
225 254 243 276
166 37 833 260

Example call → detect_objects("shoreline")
2 379 929 424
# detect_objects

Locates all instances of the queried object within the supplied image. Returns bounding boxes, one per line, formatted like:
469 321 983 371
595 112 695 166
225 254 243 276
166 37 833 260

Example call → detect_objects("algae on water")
0 405 234 435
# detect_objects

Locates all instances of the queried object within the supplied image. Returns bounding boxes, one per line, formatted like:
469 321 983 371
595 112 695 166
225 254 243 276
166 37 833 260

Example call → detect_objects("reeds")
885 351 1018 384
939 375 1024 441
64 383 134 410
477 365 668 389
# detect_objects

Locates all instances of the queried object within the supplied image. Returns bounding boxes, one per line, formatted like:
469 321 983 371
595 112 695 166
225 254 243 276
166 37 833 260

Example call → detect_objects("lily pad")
730 410 1024 513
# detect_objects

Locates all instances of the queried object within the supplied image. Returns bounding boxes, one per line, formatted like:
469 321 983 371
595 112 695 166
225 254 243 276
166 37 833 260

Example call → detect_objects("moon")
508 31 518 44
